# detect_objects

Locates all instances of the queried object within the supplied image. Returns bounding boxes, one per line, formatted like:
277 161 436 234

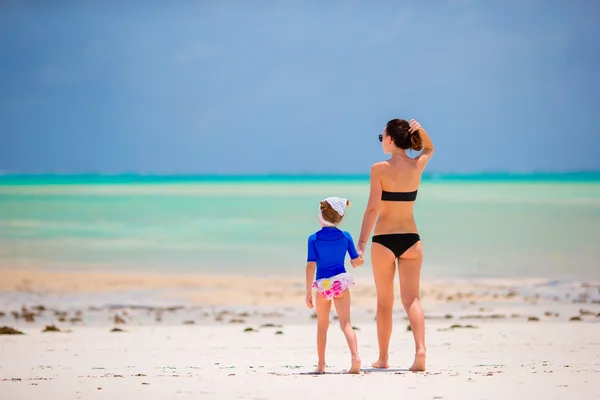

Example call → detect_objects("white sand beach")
1 269 599 399
1 322 599 399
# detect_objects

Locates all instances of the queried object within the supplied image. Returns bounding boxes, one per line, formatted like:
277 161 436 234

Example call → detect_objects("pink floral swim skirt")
312 272 355 300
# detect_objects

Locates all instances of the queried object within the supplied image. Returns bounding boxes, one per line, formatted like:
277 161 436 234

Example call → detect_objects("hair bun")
410 130 423 151
320 201 328 211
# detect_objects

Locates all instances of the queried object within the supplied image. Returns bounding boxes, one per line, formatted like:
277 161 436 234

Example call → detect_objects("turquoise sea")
1 173 599 281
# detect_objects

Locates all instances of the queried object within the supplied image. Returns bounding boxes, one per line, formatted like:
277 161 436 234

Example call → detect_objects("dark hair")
319 199 351 224
385 119 423 151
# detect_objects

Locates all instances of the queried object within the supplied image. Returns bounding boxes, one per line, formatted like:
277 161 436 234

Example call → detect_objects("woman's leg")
315 292 332 372
333 289 361 374
398 241 426 371
370 242 397 368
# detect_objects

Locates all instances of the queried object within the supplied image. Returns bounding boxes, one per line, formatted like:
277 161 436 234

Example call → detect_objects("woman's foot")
348 356 361 374
371 359 389 369
316 361 326 373
409 349 426 372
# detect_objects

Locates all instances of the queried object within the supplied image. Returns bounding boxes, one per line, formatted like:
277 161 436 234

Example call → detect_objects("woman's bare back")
374 156 424 236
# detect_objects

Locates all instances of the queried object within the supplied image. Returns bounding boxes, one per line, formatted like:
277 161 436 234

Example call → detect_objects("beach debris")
229 318 245 324
244 327 256 332
42 325 61 332
260 323 280 328
460 314 505 320
261 312 283 318
352 326 360 331
544 311 559 317
142 382 150 385
448 324 477 330
54 310 68 322
591 299 600 304
569 316 582 322
215 310 230 322
579 309 594 316
237 312 250 318
69 317 83 324
113 314 126 324
111 327 126 332
32 305 46 313
310 313 317 319
527 317 540 322
134 373 147 376
406 324 412 332
0 326 24 334
460 315 483 319
511 313 522 318
15 308 36 323
182 320 195 325
424 315 451 320
0 311 5 318
275 331 283 335
23 313 35 323
445 314 453 319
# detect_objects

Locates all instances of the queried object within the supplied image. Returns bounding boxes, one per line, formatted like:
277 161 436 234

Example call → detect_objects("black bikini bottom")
372 233 421 258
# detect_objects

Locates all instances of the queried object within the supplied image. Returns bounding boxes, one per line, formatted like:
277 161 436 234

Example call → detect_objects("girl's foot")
409 349 426 372
316 361 326 373
371 359 389 369
348 356 361 374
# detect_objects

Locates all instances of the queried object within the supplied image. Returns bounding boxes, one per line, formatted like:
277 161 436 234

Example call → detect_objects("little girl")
305 196 364 374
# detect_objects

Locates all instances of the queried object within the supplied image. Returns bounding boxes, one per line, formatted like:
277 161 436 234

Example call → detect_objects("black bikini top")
381 190 418 202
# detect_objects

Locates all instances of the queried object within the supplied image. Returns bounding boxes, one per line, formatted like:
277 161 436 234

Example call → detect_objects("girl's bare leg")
315 292 332 372
333 290 361 374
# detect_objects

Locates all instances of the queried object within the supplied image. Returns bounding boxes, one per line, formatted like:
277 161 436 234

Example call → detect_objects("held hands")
357 241 366 258
305 292 314 308
351 255 364 268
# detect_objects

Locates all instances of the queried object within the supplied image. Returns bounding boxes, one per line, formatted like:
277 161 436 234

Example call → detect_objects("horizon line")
0 170 599 184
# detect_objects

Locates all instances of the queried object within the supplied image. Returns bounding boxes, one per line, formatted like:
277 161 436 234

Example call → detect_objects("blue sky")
1 0 599 174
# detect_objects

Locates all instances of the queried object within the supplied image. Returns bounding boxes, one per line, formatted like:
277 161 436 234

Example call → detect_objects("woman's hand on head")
409 119 422 133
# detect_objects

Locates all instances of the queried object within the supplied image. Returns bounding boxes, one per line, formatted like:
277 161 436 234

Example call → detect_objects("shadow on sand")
295 367 410 376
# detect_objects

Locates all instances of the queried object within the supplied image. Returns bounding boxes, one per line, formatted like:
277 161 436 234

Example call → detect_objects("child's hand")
351 256 364 268
305 292 314 308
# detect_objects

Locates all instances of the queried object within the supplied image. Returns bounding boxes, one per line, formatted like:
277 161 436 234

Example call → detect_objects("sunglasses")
378 134 383 142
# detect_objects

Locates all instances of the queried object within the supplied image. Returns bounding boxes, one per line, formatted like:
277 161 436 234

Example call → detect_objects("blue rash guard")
307 227 360 280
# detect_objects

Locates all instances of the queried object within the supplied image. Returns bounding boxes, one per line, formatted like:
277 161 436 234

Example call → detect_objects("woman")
356 118 434 372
